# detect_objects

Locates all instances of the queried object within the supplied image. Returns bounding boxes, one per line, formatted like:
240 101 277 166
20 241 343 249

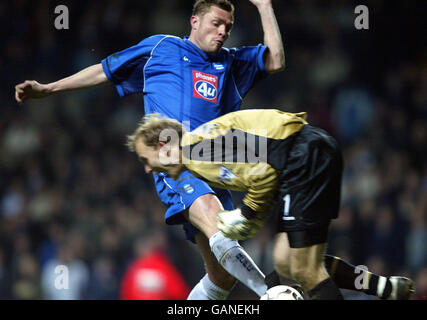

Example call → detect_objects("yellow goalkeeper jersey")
181 109 308 213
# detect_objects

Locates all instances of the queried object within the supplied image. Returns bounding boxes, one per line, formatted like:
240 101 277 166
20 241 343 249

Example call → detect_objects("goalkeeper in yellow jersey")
126 109 414 300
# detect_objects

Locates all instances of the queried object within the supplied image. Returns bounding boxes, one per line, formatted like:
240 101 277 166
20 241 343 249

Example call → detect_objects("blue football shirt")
101 34 268 130
101 35 269 236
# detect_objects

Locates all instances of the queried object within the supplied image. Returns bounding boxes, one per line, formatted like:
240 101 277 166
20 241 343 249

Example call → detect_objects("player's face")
135 138 184 179
190 6 234 54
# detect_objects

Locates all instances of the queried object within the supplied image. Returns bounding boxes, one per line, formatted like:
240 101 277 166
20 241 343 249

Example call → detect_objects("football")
260 285 304 300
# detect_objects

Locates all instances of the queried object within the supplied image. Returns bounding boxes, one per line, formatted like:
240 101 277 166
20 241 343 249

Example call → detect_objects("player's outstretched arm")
15 63 109 105
249 0 285 73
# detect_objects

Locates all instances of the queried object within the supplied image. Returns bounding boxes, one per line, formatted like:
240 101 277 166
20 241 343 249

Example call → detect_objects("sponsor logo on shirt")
192 70 218 103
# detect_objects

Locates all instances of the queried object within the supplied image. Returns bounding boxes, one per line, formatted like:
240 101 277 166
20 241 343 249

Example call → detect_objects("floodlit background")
1 0 425 299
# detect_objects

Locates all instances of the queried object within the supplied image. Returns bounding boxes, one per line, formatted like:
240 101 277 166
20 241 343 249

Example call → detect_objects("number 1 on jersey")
282 194 295 220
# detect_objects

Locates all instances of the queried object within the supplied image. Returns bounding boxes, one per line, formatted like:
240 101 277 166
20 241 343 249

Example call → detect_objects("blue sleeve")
231 44 268 98
101 35 167 97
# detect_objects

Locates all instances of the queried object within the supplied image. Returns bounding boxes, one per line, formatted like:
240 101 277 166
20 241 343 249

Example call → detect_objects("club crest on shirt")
194 122 219 135
192 70 218 103
183 184 194 194
218 166 236 182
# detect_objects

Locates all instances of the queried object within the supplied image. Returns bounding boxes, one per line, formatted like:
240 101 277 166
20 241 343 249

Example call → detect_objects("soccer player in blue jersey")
15 0 285 299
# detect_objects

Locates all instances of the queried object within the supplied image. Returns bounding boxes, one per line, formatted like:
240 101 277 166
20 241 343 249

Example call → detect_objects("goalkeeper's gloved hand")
217 206 265 241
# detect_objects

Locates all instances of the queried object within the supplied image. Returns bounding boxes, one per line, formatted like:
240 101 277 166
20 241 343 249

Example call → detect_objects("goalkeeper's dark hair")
192 0 235 18
126 114 185 152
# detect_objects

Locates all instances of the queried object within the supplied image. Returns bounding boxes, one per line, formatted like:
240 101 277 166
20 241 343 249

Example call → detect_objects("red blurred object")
120 251 190 300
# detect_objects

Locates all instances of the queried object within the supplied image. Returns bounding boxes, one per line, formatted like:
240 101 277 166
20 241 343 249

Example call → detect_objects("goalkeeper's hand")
217 208 265 240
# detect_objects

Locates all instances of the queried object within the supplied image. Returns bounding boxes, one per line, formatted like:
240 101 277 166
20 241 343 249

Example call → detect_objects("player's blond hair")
126 114 185 152
192 0 235 18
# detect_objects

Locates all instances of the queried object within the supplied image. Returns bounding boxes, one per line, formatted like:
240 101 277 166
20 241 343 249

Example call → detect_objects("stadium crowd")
1 0 425 299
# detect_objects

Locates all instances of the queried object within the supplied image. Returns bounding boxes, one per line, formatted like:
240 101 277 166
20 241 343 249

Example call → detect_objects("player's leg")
183 193 268 297
266 231 308 297
289 234 342 299
272 231 343 300
187 232 235 300
153 172 233 300
268 247 414 300
268 233 334 295
324 254 415 300
272 232 291 278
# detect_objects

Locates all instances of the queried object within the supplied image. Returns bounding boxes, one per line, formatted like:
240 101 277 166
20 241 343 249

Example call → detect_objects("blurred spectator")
413 268 427 300
405 199 427 271
0 248 12 299
1 182 26 219
11 253 42 299
120 227 190 300
86 255 120 300
368 205 406 269
328 205 356 257
332 87 374 145
41 239 89 300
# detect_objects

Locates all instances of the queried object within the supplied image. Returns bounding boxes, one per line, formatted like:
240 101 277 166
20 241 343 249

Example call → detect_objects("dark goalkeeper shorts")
276 125 343 248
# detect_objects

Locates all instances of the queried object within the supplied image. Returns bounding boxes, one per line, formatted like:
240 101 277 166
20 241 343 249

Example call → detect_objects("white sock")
209 231 267 297
187 274 230 300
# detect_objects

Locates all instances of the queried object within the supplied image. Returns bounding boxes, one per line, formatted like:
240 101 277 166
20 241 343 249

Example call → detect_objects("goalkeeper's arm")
218 173 278 240
217 204 271 241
